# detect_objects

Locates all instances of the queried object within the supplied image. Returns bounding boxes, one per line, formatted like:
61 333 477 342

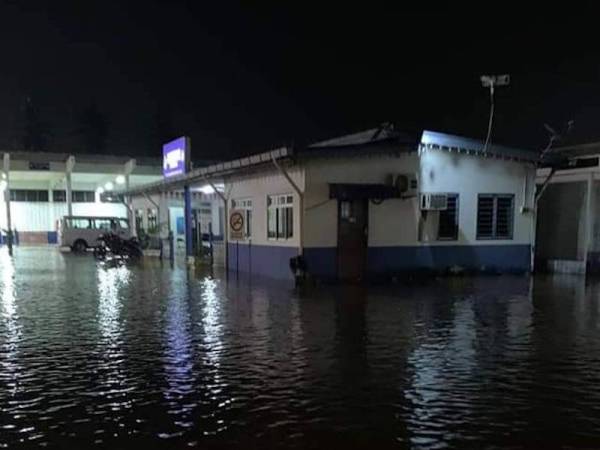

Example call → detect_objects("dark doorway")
337 199 368 281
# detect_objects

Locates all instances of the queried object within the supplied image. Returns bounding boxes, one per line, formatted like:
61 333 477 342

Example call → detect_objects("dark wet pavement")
1 247 600 448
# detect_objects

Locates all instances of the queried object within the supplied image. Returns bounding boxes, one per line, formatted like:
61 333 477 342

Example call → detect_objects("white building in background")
0 152 163 244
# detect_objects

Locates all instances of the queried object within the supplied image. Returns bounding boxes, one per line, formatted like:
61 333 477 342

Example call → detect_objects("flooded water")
2 248 600 448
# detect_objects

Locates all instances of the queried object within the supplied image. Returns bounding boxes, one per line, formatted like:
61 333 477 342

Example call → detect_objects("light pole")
480 74 510 153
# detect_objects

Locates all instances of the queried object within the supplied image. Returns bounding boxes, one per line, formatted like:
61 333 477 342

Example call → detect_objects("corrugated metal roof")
420 130 538 163
309 124 402 148
115 147 292 196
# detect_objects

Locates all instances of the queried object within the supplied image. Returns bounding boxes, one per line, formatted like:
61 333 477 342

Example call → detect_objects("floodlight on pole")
480 74 510 153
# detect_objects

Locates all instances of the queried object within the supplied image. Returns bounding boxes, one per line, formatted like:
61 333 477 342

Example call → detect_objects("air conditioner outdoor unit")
393 173 418 197
420 193 448 210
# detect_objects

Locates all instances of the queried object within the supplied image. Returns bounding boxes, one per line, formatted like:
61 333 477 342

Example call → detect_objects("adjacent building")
535 142 600 274
0 152 162 244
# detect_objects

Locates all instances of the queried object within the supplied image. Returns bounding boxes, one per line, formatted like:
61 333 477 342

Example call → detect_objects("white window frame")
267 194 294 240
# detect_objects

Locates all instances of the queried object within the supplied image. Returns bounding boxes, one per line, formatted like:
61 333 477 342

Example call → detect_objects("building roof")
113 125 538 196
548 141 600 158
116 147 292 196
309 123 414 148
420 130 538 163
6 151 161 167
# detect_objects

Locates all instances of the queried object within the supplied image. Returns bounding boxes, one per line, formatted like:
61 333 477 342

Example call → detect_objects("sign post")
229 210 244 241
162 137 193 263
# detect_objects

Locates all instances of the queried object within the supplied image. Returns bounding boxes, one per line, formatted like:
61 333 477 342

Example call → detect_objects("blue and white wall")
131 192 222 236
226 167 304 280
411 148 534 273
303 149 535 277
0 180 127 244
222 147 535 281
302 152 419 278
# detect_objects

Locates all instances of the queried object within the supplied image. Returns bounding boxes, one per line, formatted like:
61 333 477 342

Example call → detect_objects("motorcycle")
94 232 143 261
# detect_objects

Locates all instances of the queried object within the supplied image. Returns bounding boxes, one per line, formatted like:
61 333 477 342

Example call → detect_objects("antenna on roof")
480 74 510 153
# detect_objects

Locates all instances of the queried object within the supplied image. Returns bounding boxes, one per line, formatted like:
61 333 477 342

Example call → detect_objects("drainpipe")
271 154 304 256
205 178 228 271
530 167 557 273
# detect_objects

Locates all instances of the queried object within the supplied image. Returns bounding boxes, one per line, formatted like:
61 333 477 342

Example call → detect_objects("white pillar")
124 159 136 236
65 156 75 217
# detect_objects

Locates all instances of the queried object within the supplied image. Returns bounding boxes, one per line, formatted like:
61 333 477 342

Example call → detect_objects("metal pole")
3 153 12 256
531 167 557 273
125 174 135 237
584 172 594 274
184 185 194 264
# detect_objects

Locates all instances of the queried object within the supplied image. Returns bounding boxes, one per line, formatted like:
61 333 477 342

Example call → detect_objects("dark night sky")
1 1 600 159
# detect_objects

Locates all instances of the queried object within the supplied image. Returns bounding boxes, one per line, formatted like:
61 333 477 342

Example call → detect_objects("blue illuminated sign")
163 137 189 178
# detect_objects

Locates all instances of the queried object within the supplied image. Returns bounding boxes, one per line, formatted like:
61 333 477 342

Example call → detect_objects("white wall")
419 148 536 246
304 153 420 248
0 197 127 232
226 166 304 248
0 202 127 232
302 149 535 249
130 192 222 237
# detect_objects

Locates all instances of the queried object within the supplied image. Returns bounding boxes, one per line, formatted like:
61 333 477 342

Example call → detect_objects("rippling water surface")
2 248 600 448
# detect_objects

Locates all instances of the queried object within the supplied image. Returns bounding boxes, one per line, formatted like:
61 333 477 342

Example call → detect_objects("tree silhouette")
152 102 177 149
19 97 51 151
78 102 108 154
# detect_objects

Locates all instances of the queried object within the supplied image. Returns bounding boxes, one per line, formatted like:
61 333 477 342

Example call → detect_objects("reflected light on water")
0 250 20 397
161 271 196 439
95 265 131 422
97 265 130 342
200 277 223 370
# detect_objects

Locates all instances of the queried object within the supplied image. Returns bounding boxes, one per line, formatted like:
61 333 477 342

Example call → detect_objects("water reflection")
0 249 20 397
97 265 130 344
197 276 228 437
160 269 196 440
93 264 132 443
4 249 600 448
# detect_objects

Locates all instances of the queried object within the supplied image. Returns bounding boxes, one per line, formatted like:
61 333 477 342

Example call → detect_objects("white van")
58 216 132 252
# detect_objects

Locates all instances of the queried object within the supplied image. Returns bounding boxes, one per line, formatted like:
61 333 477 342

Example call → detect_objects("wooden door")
337 199 368 281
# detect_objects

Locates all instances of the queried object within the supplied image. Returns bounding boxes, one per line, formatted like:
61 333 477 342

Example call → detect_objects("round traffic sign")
230 211 244 232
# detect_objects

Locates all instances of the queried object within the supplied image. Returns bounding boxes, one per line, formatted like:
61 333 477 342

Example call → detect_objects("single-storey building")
535 141 600 274
0 152 163 244
223 126 538 280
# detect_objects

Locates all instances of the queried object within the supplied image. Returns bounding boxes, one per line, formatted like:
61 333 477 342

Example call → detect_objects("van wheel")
72 240 87 253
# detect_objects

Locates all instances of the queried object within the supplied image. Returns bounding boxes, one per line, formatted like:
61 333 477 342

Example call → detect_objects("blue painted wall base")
305 244 531 280
227 243 298 280
228 243 530 282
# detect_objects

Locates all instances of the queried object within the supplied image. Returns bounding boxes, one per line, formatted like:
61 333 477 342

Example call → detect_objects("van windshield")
94 219 112 230
67 218 92 229
64 217 128 230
